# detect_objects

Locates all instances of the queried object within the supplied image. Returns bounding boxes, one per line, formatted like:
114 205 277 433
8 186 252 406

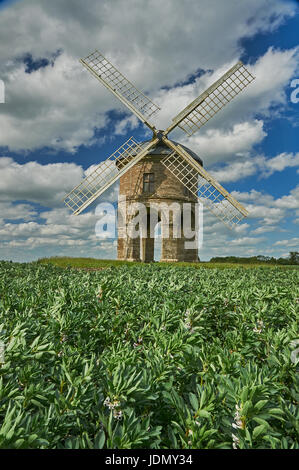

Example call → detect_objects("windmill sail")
80 50 160 130
64 50 254 230
166 61 255 136
64 137 158 215
161 139 248 228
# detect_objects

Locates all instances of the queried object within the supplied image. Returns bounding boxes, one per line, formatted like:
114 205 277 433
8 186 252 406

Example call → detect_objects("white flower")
253 320 264 334
113 409 123 420
232 433 240 449
103 397 111 407
104 396 119 408
231 403 243 449
133 337 143 348
232 405 243 429
183 309 195 332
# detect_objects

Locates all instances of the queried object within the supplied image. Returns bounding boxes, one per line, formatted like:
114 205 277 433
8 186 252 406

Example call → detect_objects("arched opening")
139 208 162 263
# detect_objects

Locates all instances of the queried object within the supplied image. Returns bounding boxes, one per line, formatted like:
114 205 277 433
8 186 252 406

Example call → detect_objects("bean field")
0 261 298 449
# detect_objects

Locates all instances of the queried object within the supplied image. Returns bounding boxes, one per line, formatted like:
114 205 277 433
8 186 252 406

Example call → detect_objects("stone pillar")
159 201 199 262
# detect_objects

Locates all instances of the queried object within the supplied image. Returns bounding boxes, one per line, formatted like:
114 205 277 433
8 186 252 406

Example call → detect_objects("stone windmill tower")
64 50 255 262
116 139 202 263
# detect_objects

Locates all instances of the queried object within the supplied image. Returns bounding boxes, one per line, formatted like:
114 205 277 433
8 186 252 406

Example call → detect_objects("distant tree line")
210 252 299 265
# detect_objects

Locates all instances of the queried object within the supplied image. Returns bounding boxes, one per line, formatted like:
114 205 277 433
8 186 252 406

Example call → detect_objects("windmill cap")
126 139 203 165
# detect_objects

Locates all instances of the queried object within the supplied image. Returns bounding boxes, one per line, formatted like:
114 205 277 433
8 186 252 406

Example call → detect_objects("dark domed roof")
129 139 203 166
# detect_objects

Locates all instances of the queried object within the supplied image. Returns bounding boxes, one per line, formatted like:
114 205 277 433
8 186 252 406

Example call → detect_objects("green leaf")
252 416 269 426
197 409 210 419
28 434 39 444
94 430 106 449
189 393 199 411
167 425 178 448
253 424 268 439
254 399 268 411
65 438 73 449
30 336 41 349
268 408 284 416
14 439 25 448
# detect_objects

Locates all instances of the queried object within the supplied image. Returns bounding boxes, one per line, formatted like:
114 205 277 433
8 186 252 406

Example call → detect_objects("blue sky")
0 0 298 262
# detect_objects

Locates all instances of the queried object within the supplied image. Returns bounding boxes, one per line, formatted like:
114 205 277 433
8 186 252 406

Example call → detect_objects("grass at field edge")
34 257 298 270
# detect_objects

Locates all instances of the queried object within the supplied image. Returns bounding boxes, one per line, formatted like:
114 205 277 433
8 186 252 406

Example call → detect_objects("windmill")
64 50 255 262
